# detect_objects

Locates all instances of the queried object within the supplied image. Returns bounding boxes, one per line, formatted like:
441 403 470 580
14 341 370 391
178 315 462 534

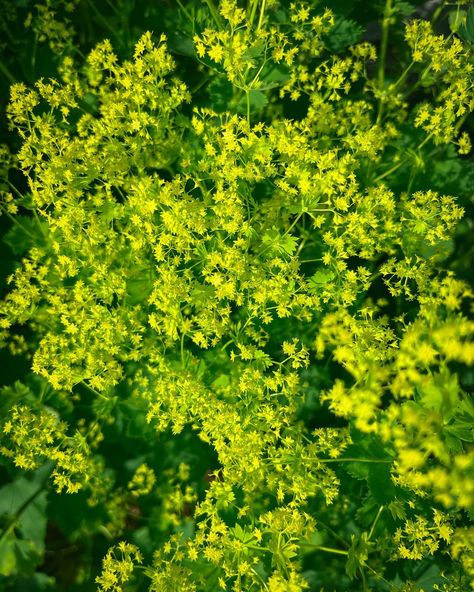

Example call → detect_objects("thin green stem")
284 212 303 237
9 182 48 240
300 544 348 556
32 210 47 239
257 0 267 31
249 55 268 89
246 89 251 126
6 181 23 200
190 73 210 94
377 0 393 124
0 60 16 84
98 524 114 540
176 0 194 23
0 204 36 240
204 0 222 28
391 61 414 92
180 332 187 369
0 479 49 543
378 0 393 87
315 519 349 548
220 338 234 351
86 0 117 37
251 567 268 588
373 159 405 183
31 34 38 74
418 132 434 150
249 0 259 28
368 506 384 541
365 562 392 587
73 46 86 60
316 457 392 464
80 381 109 401
103 0 119 13
431 0 448 24
373 132 434 184
455 112 469 133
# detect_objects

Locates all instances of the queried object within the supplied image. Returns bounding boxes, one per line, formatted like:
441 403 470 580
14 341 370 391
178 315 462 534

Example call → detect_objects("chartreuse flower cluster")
0 0 473 591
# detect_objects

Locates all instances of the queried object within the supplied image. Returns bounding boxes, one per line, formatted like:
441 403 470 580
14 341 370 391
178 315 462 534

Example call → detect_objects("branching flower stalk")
0 1 473 591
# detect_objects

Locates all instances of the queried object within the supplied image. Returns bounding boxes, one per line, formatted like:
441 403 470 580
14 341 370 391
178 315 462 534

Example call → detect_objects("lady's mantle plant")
0 1 473 590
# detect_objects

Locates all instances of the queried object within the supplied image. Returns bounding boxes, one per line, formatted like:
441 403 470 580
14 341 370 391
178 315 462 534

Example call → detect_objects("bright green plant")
0 0 473 591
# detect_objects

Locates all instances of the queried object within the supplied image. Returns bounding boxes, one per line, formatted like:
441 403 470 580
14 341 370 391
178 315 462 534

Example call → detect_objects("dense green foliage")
0 0 473 590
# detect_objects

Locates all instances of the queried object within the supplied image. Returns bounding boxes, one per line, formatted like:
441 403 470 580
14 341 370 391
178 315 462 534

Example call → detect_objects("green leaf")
261 227 298 256
345 533 370 579
0 381 33 414
445 422 474 442
3 539 42 577
252 348 273 370
343 431 396 502
449 9 467 32
243 42 266 60
393 1 415 17
168 33 195 57
126 277 154 305
345 546 358 579
3 215 48 256
279 234 298 255
3 572 56 591
467 6 474 38
118 398 154 439
0 469 48 576
300 530 324 557
418 369 460 417
355 496 379 528
231 523 254 544
46 489 102 538
367 462 396 504
458 7 474 42
211 374 230 389
0 537 17 576
343 457 371 480
308 269 336 293
418 238 454 262
191 284 216 310
237 90 268 115
248 90 268 112
259 64 290 89
326 18 364 52
207 77 234 112
443 394 474 452
388 499 406 521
